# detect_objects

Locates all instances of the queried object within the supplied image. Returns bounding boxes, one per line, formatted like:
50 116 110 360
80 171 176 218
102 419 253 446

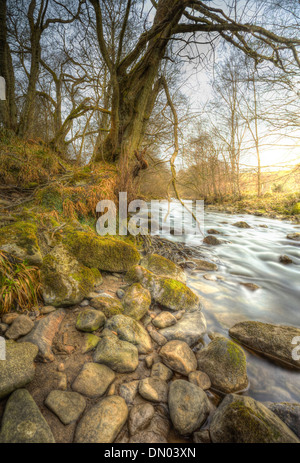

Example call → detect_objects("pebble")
79 300 90 307
5 315 34 340
45 390 86 425
40 306 56 314
151 362 173 381
139 377 168 403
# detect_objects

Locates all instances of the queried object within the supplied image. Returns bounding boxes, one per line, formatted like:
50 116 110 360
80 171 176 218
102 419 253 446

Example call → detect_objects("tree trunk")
18 29 41 138
93 0 185 165
0 0 17 130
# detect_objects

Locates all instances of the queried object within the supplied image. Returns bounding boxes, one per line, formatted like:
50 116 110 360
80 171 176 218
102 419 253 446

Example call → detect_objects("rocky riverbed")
0 212 300 443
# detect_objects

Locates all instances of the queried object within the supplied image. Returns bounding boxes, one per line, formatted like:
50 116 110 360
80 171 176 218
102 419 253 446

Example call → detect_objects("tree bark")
0 0 17 131
92 0 186 164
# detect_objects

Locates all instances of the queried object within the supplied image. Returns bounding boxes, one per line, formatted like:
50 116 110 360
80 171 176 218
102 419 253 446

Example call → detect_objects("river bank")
0 209 299 443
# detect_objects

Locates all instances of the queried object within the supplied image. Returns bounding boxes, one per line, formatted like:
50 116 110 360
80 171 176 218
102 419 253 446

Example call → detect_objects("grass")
0 250 41 314
213 191 300 217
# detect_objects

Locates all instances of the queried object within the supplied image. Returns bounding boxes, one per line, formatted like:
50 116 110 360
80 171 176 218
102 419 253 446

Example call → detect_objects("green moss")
141 254 185 282
157 277 199 310
227 341 247 369
63 228 140 272
82 333 100 353
71 267 98 295
41 254 70 302
0 221 42 265
41 245 99 307
90 268 103 285
37 186 63 212
227 401 282 441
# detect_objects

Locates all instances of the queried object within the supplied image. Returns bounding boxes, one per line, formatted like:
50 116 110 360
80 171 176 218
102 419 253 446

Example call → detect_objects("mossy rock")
0 221 42 265
63 228 140 272
105 314 152 353
210 394 299 443
123 283 151 320
125 265 199 312
196 335 248 394
229 321 300 370
140 254 186 283
76 309 106 332
90 294 124 318
41 244 100 307
93 336 139 373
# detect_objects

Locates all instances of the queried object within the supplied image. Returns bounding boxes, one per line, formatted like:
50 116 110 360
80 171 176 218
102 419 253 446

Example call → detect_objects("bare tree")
87 0 300 169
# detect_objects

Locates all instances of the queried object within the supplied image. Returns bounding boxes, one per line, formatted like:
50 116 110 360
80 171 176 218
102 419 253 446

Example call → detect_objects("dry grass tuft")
0 250 41 313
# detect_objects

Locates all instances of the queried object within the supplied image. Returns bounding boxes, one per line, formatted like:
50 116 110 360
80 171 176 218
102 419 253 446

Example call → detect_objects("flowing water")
142 201 300 403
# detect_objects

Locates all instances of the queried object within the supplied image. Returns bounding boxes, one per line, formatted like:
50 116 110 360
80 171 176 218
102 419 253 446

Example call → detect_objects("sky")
146 0 300 171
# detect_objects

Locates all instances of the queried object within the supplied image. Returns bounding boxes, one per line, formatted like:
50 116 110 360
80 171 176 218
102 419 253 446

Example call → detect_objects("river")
142 200 300 403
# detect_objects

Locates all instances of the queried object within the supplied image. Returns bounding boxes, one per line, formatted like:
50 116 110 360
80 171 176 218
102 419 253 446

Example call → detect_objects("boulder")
0 221 42 266
229 321 300 369
90 294 124 317
159 308 206 346
75 396 128 443
63 228 140 272
168 380 210 435
138 377 168 403
129 403 155 436
140 253 186 283
123 283 151 320
196 336 248 394
93 336 139 373
72 363 115 398
0 389 55 443
152 312 177 329
265 402 300 438
210 394 299 443
5 315 34 340
20 309 65 362
160 340 197 376
105 314 152 353
41 245 101 307
0 341 38 399
76 309 106 332
126 265 200 312
45 390 86 425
